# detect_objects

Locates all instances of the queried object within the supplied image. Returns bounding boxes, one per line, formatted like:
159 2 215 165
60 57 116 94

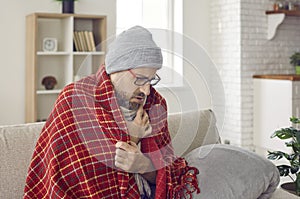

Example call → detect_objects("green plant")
267 116 300 195
290 52 300 67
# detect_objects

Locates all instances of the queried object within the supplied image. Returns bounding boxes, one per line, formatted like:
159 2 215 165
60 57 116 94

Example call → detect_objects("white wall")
210 0 300 148
210 0 242 146
182 0 212 111
182 0 229 133
183 0 211 53
0 0 213 125
0 0 116 125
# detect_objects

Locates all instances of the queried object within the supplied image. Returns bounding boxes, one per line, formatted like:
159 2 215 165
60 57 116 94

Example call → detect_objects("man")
24 26 200 199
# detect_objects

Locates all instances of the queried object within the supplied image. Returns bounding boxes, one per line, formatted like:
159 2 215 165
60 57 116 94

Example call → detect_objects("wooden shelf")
73 51 105 55
253 74 300 81
37 51 70 55
36 89 61 94
26 13 107 123
37 51 106 56
266 10 300 16
265 10 300 40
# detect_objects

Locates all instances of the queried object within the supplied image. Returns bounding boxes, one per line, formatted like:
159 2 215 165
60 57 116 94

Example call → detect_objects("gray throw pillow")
184 144 280 199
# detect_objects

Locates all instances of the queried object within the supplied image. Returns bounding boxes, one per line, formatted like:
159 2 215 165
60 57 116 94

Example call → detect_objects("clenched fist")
114 141 154 174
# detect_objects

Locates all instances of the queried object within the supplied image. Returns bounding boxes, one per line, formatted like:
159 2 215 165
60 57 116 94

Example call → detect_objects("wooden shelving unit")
265 10 300 40
25 13 107 123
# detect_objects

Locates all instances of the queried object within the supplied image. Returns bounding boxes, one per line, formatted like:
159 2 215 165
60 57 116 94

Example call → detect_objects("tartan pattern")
24 65 200 199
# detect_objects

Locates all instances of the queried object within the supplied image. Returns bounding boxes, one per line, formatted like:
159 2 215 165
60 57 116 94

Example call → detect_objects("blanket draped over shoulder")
24 65 200 199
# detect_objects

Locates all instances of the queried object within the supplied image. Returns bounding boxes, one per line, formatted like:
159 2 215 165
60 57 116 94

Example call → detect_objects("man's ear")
109 72 116 86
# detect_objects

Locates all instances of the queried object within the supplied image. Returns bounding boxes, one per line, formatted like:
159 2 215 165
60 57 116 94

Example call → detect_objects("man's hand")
115 141 154 174
126 105 152 143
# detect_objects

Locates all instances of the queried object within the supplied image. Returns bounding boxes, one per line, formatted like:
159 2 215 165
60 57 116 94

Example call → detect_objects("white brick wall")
211 0 300 149
211 0 242 146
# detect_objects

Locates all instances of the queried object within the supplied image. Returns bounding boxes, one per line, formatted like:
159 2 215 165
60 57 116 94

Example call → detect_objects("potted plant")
290 52 300 75
55 0 78 14
267 116 300 196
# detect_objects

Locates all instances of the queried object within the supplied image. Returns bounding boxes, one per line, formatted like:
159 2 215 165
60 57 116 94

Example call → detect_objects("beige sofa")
0 109 296 198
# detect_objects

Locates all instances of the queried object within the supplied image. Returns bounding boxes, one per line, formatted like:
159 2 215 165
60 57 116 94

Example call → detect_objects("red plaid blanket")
24 65 200 199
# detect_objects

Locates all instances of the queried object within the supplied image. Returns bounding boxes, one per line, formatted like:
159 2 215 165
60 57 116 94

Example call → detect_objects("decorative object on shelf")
42 38 57 52
295 1 300 10
275 2 284 10
42 76 57 90
272 0 298 11
55 0 78 14
267 116 300 196
290 52 300 75
288 1 294 10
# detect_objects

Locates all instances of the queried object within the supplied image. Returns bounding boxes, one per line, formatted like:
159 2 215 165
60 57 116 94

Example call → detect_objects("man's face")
110 67 158 110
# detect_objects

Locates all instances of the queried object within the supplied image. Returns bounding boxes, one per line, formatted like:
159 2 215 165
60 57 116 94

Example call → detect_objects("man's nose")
140 84 151 96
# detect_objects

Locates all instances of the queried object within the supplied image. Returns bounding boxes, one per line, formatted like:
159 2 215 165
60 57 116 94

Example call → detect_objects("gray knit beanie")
105 26 163 74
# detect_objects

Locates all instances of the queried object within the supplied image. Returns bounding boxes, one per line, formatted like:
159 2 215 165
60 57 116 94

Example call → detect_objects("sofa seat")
0 109 294 198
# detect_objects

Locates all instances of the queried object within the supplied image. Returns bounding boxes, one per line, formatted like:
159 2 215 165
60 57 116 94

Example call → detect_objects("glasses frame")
128 70 161 86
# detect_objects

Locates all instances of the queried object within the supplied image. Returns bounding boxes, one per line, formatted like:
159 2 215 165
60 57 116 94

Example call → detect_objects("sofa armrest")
0 122 45 199
168 109 220 156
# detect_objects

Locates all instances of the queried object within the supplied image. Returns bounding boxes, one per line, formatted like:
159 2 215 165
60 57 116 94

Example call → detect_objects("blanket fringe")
172 166 200 199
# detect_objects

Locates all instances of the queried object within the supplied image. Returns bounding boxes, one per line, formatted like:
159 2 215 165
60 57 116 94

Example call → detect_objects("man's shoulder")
150 87 166 105
150 86 160 97
57 75 98 102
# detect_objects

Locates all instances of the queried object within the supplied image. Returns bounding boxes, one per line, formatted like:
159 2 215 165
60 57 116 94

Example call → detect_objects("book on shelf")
73 32 80 51
84 31 92 52
73 31 97 52
74 31 84 51
89 31 96 51
79 31 88 51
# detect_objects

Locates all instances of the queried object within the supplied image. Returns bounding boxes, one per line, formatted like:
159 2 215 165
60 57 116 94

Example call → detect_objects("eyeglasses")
128 70 161 86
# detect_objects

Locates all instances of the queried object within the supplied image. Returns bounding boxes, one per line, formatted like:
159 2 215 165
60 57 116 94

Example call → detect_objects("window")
116 0 183 86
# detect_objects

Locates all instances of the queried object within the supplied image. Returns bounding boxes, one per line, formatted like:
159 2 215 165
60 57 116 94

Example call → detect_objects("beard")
114 89 145 111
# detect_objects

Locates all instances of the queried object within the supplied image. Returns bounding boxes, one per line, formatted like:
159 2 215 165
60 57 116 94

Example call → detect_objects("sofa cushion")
271 188 299 199
168 109 220 156
185 144 280 199
0 122 44 199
